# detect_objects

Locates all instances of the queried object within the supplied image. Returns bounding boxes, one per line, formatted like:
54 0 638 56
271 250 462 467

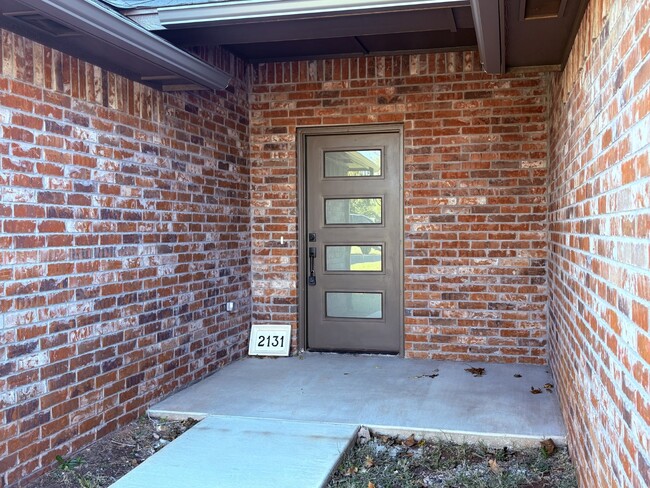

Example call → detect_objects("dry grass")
328 431 577 488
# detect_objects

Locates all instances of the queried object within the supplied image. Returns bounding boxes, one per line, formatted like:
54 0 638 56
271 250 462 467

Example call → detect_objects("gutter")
15 0 231 90
157 0 470 27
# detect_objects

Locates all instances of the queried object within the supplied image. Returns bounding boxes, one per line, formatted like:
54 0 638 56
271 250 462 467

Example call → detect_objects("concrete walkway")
110 416 357 488
112 354 567 487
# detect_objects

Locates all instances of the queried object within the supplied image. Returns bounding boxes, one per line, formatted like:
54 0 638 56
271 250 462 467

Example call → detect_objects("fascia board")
19 0 231 90
469 0 504 73
159 0 470 27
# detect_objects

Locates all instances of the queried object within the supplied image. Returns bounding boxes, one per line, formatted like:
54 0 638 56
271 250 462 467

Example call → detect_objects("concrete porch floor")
150 353 566 442
111 354 567 488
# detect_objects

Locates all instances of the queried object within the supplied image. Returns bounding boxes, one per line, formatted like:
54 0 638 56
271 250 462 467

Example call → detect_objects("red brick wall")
548 0 650 486
0 31 251 486
250 52 550 363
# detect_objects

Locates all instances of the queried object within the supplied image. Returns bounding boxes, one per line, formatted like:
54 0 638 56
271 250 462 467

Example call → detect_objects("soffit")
108 0 588 72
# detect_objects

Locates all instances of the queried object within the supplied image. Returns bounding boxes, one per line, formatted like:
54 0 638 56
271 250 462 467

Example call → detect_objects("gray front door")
305 129 402 353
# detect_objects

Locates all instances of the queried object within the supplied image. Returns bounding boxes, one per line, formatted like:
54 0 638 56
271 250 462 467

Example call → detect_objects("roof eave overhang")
137 0 507 75
16 0 231 90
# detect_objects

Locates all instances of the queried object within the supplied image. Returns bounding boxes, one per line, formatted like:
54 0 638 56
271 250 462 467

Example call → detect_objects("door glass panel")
325 245 383 271
326 292 383 319
324 198 382 225
324 150 382 177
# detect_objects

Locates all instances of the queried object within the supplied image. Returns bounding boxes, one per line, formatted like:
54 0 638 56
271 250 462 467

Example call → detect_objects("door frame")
297 124 405 355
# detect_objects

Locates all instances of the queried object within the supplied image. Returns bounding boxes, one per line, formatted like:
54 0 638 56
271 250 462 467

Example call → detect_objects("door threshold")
304 349 400 357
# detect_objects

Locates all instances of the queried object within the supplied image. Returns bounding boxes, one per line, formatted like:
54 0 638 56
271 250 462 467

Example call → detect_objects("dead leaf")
182 418 199 429
364 456 375 468
544 383 554 392
344 466 358 476
514 374 522 378
465 367 485 377
530 387 542 394
488 458 503 474
368 483 376 488
540 438 556 456
403 434 417 447
378 434 397 446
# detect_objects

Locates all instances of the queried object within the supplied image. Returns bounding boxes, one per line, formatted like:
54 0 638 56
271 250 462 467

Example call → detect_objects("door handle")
308 247 317 286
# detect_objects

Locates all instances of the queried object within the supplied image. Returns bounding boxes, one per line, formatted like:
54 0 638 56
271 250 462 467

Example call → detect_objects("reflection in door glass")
324 150 382 177
326 292 383 319
324 198 382 225
325 245 383 271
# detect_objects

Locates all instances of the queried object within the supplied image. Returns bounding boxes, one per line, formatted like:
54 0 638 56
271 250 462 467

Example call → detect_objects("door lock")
308 247 317 286
308 233 317 242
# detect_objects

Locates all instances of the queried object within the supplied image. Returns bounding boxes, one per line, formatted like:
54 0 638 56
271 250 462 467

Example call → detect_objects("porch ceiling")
107 0 588 73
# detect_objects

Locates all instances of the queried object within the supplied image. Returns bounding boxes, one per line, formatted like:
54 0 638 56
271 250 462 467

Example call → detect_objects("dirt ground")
26 416 198 488
26 417 577 488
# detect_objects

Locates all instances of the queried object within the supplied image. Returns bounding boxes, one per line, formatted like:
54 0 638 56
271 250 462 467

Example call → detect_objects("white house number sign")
248 324 291 356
